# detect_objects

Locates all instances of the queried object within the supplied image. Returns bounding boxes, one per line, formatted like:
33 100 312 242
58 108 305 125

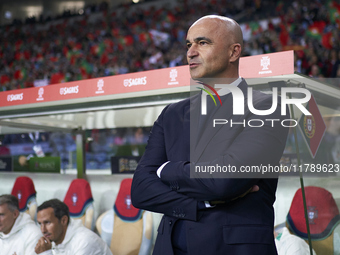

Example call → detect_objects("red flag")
50 73 65 84
125 35 134 46
306 21 326 40
322 32 333 49
15 39 23 51
298 94 326 158
14 69 26 80
100 54 109 65
23 50 31 60
14 51 23 60
0 74 10 85
279 24 289 46
50 56 59 62
36 53 44 62
63 46 69 57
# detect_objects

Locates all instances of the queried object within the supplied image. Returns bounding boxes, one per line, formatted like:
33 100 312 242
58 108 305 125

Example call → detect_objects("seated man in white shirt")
275 227 316 255
35 199 112 255
0 194 42 255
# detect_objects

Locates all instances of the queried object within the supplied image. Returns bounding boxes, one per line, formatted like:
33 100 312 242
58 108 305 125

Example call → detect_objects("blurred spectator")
115 127 148 157
49 132 76 170
1 0 340 91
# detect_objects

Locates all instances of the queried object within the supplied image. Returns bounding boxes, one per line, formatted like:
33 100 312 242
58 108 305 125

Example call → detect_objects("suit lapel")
186 92 200 152
190 80 249 162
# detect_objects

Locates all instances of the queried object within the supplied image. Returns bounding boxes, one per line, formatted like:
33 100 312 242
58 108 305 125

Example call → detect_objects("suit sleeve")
160 98 290 201
131 105 199 221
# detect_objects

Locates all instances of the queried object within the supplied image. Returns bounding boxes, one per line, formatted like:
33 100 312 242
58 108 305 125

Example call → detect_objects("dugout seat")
64 178 95 230
286 186 340 255
11 176 37 221
96 178 153 255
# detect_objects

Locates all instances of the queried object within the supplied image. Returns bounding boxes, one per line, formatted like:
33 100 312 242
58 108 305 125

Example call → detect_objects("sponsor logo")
168 69 179 85
7 93 23 102
37 87 44 101
35 161 56 170
60 85 79 95
259 56 272 75
124 77 147 87
96 79 104 94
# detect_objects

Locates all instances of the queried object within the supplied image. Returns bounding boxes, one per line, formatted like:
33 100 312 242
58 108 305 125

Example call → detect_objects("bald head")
190 15 243 49
186 15 243 79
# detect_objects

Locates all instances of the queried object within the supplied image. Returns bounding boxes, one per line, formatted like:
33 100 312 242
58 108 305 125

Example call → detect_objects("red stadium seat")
286 186 340 255
64 178 95 230
11 176 37 220
96 178 153 255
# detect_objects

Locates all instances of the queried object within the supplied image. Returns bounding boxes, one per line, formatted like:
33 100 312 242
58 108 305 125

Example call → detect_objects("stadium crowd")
1 0 340 91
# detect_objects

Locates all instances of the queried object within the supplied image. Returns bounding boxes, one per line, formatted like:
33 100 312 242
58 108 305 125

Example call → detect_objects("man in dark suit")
131 15 289 255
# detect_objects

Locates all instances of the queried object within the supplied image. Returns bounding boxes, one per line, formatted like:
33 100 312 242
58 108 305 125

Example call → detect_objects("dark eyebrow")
186 37 212 44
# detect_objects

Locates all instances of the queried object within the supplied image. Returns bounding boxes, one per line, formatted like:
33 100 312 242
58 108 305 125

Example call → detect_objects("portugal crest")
303 115 315 139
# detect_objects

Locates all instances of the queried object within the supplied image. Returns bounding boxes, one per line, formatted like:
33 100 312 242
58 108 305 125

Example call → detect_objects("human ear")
230 43 242 62
13 209 19 219
60 215 68 226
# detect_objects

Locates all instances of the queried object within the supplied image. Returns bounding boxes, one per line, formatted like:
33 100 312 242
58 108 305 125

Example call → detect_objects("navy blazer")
131 80 289 255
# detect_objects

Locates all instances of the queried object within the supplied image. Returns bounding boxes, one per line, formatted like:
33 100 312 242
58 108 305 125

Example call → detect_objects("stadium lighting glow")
4 11 12 19
26 6 43 17
132 0 140 3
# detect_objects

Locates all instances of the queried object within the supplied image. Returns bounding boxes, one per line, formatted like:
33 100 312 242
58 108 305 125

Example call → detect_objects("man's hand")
210 185 259 205
231 184 259 201
35 237 52 254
